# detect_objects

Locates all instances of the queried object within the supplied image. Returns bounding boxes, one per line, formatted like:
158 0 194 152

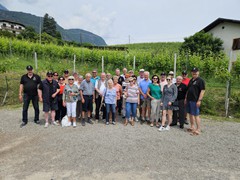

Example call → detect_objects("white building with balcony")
0 19 25 35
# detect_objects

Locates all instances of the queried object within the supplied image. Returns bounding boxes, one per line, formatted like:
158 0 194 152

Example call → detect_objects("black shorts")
82 95 93 112
43 102 58 112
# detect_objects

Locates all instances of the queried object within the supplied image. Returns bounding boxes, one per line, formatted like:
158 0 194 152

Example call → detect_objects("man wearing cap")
38 72 60 128
185 67 205 135
182 70 190 86
63 70 69 84
160 72 167 92
19 65 41 127
137 69 145 84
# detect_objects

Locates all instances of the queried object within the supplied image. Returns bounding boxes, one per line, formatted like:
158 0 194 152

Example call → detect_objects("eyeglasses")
68 79 74 80
167 79 171 81
129 81 133 82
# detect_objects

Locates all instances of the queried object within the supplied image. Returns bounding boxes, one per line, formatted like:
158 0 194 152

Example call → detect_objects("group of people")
19 65 205 135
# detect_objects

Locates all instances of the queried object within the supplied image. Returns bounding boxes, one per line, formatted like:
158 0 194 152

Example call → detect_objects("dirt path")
0 107 240 180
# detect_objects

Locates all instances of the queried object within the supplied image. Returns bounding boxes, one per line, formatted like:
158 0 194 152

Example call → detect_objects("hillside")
0 8 107 46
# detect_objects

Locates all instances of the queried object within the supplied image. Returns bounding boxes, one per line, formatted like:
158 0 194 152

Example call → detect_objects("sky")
1 0 240 45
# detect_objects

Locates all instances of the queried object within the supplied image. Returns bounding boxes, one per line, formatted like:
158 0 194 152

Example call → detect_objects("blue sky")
1 0 240 45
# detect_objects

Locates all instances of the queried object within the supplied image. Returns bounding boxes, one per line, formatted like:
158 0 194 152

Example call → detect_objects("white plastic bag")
61 115 71 127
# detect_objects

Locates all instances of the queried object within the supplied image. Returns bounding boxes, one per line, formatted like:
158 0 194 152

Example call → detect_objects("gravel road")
0 107 240 180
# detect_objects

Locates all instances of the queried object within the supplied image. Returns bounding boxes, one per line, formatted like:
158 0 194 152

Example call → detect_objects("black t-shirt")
20 74 41 96
39 80 60 102
175 83 187 100
187 77 205 102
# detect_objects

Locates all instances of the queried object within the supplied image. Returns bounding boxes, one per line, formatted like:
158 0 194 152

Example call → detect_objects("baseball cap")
168 71 174 75
191 67 199 72
68 76 74 80
64 69 69 74
139 69 144 72
26 65 33 70
182 70 187 75
46 71 53 76
161 72 166 76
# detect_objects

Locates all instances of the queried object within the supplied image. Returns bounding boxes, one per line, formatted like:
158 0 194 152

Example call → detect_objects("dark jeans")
76 100 82 119
106 103 116 123
117 97 122 114
173 99 185 126
56 95 66 121
22 94 39 123
95 96 106 119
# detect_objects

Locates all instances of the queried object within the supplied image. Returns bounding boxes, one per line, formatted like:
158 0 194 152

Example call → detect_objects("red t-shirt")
182 78 190 86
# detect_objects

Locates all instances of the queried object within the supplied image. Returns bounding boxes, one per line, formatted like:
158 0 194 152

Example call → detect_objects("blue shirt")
103 88 116 105
90 76 100 86
139 79 151 99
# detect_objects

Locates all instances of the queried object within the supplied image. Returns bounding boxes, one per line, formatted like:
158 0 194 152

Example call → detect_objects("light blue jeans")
126 102 137 120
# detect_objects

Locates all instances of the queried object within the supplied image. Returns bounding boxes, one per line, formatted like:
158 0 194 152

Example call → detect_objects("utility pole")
39 16 42 44
128 35 131 44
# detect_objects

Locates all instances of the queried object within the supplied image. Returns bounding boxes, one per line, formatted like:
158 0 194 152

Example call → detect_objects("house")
0 19 25 35
202 18 240 61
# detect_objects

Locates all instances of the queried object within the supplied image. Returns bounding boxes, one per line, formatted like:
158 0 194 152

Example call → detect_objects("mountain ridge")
0 4 107 46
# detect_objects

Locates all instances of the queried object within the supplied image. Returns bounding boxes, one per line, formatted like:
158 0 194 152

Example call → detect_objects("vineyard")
0 37 240 118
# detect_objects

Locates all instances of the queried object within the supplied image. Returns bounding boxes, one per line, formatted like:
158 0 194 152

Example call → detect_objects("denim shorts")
186 101 200 116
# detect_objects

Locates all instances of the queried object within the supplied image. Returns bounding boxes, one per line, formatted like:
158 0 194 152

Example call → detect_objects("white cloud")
62 4 116 37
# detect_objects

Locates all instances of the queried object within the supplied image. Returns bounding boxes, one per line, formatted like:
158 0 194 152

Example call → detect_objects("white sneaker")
158 126 165 132
66 121 72 127
44 122 49 128
53 121 59 126
165 125 170 131
135 117 139 122
73 122 77 128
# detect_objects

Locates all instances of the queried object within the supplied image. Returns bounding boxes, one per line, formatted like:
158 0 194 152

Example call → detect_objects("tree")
20 26 37 41
42 13 58 38
180 31 223 57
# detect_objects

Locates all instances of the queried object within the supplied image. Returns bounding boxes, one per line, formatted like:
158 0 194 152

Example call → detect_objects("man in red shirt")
182 70 190 86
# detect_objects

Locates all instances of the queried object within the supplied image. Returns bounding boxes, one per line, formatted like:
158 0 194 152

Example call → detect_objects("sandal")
124 120 128 126
190 131 200 136
187 128 195 132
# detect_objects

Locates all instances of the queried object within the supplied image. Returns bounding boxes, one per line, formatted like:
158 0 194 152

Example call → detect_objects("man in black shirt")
19 65 41 127
172 76 187 129
38 72 60 128
185 67 205 135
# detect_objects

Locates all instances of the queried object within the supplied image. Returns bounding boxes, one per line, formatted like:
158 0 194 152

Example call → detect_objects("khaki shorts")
140 98 151 108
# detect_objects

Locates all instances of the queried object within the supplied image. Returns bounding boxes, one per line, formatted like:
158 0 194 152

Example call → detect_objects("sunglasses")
68 79 74 80
47 75 53 77
153 78 158 80
129 80 133 82
167 79 171 81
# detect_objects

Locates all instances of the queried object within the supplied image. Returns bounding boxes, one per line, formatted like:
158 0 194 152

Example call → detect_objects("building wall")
0 21 25 35
208 22 240 61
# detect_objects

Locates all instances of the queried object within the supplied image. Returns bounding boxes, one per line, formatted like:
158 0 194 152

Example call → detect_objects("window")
3 23 6 27
19 27 22 30
232 38 240 50
11 25 14 29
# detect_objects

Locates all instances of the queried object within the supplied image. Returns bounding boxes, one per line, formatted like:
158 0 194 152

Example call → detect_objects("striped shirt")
126 85 139 103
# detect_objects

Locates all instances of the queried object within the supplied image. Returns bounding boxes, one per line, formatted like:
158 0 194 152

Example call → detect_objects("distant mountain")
0 4 8 11
0 6 107 45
